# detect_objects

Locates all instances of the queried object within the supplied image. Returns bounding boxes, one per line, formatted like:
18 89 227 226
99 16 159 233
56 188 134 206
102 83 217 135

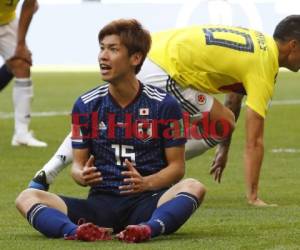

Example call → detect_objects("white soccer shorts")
138 58 214 118
0 18 18 61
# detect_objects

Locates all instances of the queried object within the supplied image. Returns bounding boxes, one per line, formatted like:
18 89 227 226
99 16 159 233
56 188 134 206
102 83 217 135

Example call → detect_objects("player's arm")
70 97 102 187
71 148 90 186
119 145 185 194
13 0 38 64
210 93 244 182
71 148 102 187
143 145 185 189
245 107 264 203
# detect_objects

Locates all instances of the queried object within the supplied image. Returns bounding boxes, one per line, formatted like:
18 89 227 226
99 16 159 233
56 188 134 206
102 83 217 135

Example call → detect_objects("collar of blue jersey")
108 81 143 109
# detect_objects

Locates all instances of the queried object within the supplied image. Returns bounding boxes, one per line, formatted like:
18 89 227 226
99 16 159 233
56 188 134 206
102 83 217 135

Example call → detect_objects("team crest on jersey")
98 121 107 130
139 108 149 116
197 94 206 105
137 120 153 141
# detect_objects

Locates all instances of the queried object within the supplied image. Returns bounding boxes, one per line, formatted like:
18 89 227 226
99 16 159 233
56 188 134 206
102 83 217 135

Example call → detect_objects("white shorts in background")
138 58 214 118
0 18 18 60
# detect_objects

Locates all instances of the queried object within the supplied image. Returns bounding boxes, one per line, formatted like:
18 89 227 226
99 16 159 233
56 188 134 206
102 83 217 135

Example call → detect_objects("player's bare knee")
15 189 33 207
227 109 235 131
180 178 206 201
218 109 235 140
15 189 42 214
8 59 30 77
221 109 235 133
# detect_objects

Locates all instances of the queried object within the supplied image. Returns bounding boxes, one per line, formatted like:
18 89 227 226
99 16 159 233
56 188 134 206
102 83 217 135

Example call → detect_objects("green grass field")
0 71 299 250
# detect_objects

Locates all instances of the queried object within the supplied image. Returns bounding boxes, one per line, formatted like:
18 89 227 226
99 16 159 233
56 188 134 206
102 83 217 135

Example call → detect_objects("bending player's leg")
138 60 235 159
29 132 73 190
3 19 47 147
0 63 14 91
10 58 47 147
185 97 235 160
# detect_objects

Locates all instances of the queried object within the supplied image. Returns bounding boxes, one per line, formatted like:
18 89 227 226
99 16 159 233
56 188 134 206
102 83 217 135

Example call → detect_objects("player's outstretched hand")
210 146 228 183
119 159 145 194
81 156 102 187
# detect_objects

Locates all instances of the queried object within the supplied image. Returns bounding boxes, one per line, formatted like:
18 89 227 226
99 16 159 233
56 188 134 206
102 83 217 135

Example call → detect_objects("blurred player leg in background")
7 32 47 147
0 0 47 147
0 63 14 91
29 133 72 190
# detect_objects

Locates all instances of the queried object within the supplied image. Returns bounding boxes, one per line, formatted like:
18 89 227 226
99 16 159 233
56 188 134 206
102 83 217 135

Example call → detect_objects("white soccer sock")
41 133 73 184
13 78 33 135
185 139 211 160
185 137 221 160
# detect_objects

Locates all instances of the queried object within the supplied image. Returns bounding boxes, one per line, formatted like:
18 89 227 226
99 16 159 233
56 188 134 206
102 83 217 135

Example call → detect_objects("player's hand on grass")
119 159 145 194
248 198 278 207
81 156 102 187
210 146 228 183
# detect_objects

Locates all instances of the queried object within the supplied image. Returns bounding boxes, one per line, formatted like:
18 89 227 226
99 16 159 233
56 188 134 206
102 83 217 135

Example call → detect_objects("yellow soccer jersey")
0 0 19 25
149 25 279 118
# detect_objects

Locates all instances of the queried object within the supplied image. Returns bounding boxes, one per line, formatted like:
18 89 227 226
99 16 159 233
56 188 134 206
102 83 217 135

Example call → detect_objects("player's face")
286 40 300 72
98 35 135 82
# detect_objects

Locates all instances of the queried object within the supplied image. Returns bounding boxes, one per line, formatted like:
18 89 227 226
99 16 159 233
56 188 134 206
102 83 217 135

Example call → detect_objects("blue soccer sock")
26 203 77 238
0 64 14 91
145 192 200 237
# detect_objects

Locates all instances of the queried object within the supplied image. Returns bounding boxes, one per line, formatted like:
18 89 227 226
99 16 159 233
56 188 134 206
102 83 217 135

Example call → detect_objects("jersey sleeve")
71 97 92 149
242 34 278 118
159 94 187 148
243 72 275 118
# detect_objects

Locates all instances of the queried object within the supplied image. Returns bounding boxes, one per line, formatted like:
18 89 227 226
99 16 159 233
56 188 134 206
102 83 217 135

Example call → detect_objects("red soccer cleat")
116 225 151 243
65 222 113 241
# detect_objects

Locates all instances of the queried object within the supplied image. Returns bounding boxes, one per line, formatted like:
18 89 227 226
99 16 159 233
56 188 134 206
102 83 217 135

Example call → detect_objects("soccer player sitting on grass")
29 15 300 207
16 19 206 243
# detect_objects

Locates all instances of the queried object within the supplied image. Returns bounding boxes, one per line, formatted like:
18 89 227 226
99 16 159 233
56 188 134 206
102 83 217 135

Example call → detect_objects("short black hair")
98 19 151 74
273 15 300 42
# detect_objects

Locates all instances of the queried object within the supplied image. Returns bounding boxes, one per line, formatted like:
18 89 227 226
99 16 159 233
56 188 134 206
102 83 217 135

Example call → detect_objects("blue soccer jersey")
71 82 186 195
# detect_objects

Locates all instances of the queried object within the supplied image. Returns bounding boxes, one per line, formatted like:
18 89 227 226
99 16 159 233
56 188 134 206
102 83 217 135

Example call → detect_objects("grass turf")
0 71 299 249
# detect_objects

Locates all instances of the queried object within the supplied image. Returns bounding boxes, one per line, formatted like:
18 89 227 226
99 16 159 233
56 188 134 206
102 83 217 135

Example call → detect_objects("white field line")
239 99 300 107
0 99 299 119
0 111 70 119
270 100 300 105
31 65 291 73
271 148 300 153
